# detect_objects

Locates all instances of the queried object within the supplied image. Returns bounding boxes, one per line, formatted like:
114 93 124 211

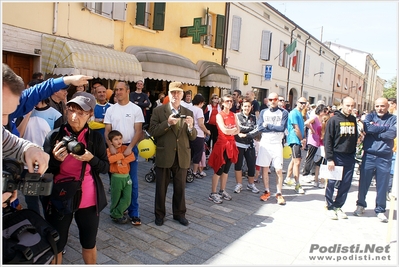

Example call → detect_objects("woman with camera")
42 92 108 264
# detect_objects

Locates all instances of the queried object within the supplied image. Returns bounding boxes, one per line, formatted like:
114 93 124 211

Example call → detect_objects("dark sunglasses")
299 101 307 105
268 98 278 101
279 99 284 102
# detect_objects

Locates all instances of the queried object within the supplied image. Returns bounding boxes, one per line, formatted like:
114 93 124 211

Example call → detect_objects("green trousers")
110 173 132 219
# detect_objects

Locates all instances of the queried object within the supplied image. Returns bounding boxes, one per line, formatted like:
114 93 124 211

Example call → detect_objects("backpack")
3 209 59 264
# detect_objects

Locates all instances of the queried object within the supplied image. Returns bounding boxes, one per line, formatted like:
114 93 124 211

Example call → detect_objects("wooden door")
3 51 33 87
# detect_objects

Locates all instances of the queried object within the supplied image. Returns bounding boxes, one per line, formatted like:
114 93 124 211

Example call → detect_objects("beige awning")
41 34 143 82
196 60 231 89
125 46 200 85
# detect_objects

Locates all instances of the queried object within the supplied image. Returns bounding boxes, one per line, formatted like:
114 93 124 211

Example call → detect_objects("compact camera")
60 136 85 155
172 113 187 119
2 158 53 196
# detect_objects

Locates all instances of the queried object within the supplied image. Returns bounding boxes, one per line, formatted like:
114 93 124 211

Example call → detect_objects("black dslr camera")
172 113 187 119
2 158 53 196
60 136 85 155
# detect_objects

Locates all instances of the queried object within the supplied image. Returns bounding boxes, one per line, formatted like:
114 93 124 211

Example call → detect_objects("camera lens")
67 141 86 155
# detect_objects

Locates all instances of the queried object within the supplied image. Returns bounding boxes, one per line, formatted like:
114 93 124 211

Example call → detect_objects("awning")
196 60 231 89
125 46 200 85
41 34 143 82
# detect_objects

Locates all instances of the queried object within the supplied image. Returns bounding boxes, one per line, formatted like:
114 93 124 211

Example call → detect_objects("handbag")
48 162 87 218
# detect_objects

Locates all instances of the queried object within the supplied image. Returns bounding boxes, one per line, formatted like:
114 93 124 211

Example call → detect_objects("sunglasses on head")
268 98 278 101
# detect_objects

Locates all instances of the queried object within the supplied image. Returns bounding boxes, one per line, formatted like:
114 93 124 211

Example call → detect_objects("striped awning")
196 60 231 89
125 46 200 85
41 34 142 82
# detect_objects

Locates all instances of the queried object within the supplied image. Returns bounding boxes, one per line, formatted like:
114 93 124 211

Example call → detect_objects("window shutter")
112 2 126 21
296 50 302 72
136 3 145 25
231 16 241 51
215 14 225 49
305 55 310 76
260 30 272 60
101 2 112 18
279 40 284 66
153 3 165 30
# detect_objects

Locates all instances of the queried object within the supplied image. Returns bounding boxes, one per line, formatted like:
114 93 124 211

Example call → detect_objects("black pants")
235 146 256 177
303 144 318 175
154 153 187 220
205 123 218 151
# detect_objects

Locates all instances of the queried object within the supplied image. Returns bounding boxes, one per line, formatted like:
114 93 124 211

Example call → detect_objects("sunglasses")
268 98 278 102
279 99 284 102
224 100 233 103
299 102 307 105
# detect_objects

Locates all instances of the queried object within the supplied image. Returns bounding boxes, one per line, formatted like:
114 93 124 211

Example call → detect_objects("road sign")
265 65 272 81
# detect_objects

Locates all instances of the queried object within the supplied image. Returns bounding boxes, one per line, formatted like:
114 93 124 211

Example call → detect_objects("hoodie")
362 111 396 158
324 110 358 161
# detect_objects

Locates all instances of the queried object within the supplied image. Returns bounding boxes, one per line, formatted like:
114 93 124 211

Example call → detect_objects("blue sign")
265 65 272 81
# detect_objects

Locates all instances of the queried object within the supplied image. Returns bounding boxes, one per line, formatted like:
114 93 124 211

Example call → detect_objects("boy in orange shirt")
107 130 136 224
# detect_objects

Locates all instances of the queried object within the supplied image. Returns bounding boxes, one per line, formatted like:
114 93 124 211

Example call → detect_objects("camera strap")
79 162 87 182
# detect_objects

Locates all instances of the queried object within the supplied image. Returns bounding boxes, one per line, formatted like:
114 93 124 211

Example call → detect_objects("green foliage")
383 77 397 99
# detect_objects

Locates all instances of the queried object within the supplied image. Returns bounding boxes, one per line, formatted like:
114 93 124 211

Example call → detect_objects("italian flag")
285 40 297 56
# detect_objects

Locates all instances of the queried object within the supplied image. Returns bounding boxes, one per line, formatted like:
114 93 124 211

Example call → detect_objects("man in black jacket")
324 97 358 220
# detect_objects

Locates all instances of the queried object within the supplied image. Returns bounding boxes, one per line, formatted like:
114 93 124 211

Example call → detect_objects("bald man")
324 97 358 220
286 97 308 195
354 97 397 223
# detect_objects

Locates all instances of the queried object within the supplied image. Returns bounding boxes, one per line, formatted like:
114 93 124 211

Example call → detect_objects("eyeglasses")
224 100 233 103
279 99 284 102
268 98 278 102
67 107 90 116
212 97 219 100
299 102 307 105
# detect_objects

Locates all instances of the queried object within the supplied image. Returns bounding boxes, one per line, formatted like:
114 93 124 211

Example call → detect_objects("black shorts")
190 137 205 164
290 144 302 159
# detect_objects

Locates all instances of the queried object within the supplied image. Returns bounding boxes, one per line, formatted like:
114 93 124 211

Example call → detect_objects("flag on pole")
285 40 297 56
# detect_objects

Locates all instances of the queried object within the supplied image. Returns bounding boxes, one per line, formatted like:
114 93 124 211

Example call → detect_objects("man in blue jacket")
354 97 397 222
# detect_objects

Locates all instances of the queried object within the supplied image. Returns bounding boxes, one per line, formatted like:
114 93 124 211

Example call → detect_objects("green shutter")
153 3 165 31
136 3 145 25
215 14 225 49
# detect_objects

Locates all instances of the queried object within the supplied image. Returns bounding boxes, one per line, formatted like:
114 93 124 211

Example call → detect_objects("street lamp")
314 72 324 76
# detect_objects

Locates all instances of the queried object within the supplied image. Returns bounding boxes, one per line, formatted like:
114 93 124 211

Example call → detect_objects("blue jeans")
325 152 355 210
126 146 140 218
356 153 392 214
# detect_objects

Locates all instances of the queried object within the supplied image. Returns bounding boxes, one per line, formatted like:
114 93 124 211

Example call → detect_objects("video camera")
172 113 187 119
2 158 53 196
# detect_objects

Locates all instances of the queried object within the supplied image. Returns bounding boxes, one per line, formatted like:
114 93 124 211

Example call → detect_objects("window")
305 55 310 76
337 74 341 87
136 2 165 30
278 41 288 68
85 2 127 21
203 11 225 49
291 50 301 72
344 77 348 90
231 76 240 91
230 16 241 51
260 30 272 61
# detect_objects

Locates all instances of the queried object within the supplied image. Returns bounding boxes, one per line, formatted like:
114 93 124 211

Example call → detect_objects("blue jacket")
9 77 68 120
363 111 397 158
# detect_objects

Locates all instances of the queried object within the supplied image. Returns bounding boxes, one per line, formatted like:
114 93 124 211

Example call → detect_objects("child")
107 130 136 224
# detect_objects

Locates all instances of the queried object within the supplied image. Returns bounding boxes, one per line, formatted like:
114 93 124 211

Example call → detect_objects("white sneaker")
284 178 295 186
327 209 338 220
234 183 243 193
199 171 207 177
301 174 314 183
294 183 305 194
335 208 348 219
218 190 232 201
246 183 260 194
377 213 388 223
353 206 365 216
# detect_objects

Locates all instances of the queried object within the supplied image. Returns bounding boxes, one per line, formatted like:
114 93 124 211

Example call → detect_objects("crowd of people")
2 63 397 264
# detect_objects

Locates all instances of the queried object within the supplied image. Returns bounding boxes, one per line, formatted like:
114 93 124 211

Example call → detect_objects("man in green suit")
149 82 197 226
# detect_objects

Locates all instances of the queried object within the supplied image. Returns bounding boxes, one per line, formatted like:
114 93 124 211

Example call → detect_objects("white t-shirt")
104 102 145 144
189 105 205 138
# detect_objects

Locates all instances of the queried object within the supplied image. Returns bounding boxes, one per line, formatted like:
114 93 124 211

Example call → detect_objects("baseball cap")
169 82 183 92
67 92 96 111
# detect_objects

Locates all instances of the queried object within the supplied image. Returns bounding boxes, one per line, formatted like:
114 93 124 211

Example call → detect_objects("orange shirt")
107 145 136 174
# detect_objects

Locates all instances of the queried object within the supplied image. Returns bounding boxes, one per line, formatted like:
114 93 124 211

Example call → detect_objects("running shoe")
260 191 271 201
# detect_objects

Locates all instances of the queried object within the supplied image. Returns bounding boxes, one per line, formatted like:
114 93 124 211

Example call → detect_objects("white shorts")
256 143 283 169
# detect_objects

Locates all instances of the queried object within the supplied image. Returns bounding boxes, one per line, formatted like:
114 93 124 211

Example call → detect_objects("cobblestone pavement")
18 154 398 265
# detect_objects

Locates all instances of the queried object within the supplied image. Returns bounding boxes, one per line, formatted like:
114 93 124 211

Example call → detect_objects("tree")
383 77 397 99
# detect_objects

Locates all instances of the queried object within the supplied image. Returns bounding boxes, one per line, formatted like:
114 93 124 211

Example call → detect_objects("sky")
268 1 398 82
